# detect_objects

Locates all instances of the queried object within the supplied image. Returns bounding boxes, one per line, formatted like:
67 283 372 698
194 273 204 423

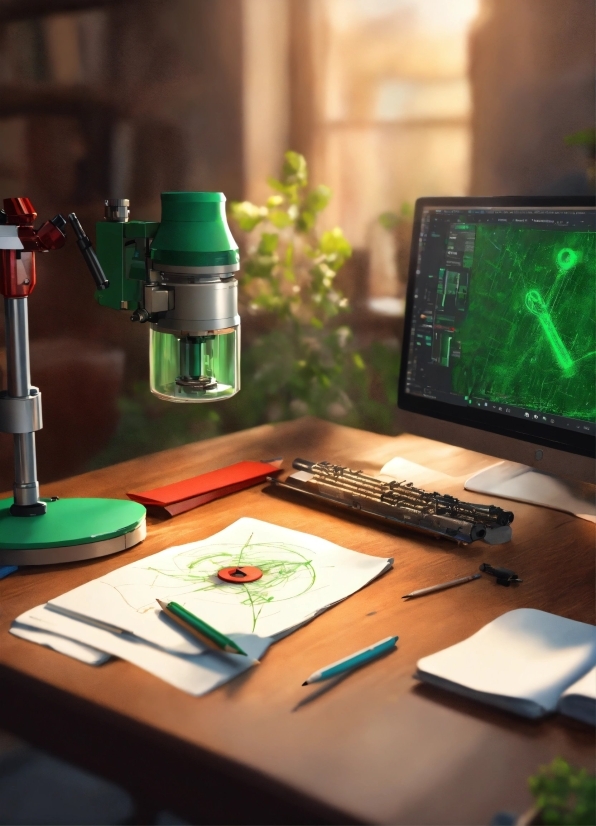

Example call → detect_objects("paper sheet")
48 518 392 654
379 457 452 487
13 605 270 696
11 621 110 665
465 462 596 523
416 609 596 718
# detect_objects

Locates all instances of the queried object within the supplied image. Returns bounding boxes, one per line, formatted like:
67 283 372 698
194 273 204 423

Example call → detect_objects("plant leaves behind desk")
229 149 369 426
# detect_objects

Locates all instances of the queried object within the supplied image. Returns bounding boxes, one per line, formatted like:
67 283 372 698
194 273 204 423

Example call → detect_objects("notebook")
416 608 596 720
558 667 596 725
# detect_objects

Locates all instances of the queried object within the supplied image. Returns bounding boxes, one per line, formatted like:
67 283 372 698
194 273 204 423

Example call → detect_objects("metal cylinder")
13 433 39 505
6 298 31 397
151 277 240 335
104 198 130 222
4 298 40 506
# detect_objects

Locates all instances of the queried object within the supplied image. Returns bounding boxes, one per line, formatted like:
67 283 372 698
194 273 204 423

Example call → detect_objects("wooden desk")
0 418 594 825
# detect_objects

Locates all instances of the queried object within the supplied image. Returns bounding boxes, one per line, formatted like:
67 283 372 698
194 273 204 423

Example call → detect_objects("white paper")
558 666 596 725
465 462 596 523
416 609 596 718
13 605 270 696
48 518 392 653
380 457 452 487
10 621 110 665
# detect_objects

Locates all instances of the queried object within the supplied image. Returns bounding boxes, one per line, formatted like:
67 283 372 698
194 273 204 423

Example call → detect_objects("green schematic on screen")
445 225 595 422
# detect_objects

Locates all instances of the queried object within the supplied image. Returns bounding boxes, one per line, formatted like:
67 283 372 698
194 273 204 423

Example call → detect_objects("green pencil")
156 599 248 656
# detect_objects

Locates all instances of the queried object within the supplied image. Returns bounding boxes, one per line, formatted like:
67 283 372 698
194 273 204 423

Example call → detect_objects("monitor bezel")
397 195 595 460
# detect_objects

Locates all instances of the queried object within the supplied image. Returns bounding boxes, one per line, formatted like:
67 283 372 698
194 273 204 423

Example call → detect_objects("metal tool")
267 458 514 545
479 563 523 586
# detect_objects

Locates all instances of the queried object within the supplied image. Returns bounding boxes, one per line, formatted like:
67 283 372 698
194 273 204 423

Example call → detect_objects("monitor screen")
398 197 595 465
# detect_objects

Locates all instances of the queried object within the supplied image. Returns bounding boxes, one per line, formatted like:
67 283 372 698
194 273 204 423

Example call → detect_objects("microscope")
97 192 240 403
0 192 240 565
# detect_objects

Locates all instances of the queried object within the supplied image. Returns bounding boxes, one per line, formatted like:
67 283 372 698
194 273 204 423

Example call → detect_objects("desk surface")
1 418 594 825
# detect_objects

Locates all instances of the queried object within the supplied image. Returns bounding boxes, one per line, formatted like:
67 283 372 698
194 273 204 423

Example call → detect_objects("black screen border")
398 195 596 459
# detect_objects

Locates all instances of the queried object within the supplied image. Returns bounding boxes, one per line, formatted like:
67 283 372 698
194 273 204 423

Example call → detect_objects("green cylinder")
150 328 240 402
151 192 239 269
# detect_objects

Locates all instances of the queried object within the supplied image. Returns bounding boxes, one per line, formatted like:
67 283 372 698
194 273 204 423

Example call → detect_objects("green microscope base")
0 498 146 566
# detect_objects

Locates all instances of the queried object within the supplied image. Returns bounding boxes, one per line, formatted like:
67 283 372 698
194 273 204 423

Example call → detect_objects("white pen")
402 573 481 600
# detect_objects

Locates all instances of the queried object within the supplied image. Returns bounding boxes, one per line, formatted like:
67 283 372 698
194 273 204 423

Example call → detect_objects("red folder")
127 460 282 518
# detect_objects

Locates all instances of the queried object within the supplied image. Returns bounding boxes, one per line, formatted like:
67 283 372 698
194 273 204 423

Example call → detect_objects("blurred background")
0 0 594 492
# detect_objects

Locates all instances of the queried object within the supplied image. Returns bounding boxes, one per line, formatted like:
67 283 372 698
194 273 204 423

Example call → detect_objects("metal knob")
104 198 130 223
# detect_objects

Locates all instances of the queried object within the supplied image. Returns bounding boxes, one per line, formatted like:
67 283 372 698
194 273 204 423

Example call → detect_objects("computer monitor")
397 196 595 519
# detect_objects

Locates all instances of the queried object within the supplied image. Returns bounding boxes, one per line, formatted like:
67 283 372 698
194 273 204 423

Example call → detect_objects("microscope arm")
67 213 110 291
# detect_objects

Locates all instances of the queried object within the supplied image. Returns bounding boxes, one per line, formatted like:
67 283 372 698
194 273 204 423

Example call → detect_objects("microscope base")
0 498 146 566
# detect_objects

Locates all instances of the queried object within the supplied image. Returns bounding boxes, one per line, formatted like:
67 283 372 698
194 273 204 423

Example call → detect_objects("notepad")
416 609 596 720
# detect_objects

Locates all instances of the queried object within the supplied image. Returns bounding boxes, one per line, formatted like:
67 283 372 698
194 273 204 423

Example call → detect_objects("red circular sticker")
217 566 263 583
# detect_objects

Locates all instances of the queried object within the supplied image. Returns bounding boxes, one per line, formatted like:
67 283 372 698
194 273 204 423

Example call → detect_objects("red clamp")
0 197 66 298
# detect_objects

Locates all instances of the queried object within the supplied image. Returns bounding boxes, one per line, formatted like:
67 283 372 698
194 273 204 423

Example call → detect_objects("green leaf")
379 211 400 230
379 203 413 229
257 233 279 255
229 200 267 232
319 227 352 257
245 255 277 279
310 261 335 283
318 228 352 270
281 151 308 187
297 210 315 232
269 209 293 229
267 177 295 197
305 185 332 214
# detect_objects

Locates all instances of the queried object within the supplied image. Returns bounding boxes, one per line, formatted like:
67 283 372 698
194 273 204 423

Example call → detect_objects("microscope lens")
150 328 239 403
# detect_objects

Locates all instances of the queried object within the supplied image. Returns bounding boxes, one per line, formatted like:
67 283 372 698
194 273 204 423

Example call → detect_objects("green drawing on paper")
132 532 318 631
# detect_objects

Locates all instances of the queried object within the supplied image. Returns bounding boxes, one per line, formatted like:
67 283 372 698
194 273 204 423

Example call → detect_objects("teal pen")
302 635 398 685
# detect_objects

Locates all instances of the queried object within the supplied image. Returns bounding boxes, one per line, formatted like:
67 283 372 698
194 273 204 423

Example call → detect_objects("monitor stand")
464 462 596 523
